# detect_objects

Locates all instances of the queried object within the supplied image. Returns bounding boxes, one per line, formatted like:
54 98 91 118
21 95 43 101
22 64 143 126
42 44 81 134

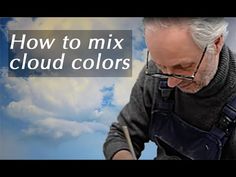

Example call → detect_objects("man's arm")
103 63 157 160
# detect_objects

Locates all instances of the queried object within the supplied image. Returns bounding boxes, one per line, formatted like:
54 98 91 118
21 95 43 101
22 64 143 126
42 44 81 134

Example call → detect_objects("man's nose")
167 77 182 88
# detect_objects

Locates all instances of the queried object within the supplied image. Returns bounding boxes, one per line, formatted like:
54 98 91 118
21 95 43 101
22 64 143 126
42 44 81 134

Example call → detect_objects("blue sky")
0 17 156 159
1 17 236 160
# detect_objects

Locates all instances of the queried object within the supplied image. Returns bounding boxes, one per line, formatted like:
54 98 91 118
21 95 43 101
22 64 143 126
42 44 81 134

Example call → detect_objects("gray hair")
143 18 229 53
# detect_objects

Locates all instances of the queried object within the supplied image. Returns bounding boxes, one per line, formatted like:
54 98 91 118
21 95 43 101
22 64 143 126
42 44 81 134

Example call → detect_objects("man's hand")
112 150 135 160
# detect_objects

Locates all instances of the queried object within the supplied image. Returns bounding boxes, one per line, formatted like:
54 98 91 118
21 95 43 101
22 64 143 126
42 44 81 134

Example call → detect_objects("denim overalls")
149 79 236 160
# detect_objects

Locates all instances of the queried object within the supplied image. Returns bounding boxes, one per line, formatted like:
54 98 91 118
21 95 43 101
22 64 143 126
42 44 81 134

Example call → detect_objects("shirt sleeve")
103 64 157 159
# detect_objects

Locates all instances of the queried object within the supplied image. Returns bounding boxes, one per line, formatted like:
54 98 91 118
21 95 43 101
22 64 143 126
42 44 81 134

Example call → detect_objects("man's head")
144 18 228 93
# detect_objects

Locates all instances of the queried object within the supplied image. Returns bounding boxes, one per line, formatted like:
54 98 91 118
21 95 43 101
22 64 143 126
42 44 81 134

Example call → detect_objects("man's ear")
214 35 224 55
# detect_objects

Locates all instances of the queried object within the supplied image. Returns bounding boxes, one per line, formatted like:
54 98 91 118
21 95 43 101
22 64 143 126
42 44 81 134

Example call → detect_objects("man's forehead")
149 46 200 67
146 27 191 47
145 26 201 65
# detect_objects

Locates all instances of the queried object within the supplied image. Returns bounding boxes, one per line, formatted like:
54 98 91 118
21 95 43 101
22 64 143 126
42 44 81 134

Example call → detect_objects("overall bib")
149 79 236 160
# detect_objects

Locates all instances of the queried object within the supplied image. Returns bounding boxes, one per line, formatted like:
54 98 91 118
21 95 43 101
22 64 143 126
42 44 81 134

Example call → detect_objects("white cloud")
113 56 146 106
1 62 117 138
3 76 111 120
2 17 146 138
6 99 55 121
94 107 120 125
23 117 108 138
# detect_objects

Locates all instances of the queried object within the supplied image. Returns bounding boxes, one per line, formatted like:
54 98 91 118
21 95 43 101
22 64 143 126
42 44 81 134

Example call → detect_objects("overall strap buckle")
159 79 173 99
157 79 174 111
211 96 236 144
218 97 236 136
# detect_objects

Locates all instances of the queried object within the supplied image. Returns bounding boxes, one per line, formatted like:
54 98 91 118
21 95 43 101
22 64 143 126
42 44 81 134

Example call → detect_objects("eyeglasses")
145 46 208 81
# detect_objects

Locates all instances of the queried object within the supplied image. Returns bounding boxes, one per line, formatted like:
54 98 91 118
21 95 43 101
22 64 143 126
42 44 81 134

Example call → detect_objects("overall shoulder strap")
219 96 236 134
211 96 236 144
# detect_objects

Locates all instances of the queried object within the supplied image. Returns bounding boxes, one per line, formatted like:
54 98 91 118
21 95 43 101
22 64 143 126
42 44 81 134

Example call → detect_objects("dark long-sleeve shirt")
103 45 236 160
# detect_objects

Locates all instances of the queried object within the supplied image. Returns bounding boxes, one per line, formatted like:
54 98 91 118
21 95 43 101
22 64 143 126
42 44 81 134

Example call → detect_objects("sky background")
0 17 236 159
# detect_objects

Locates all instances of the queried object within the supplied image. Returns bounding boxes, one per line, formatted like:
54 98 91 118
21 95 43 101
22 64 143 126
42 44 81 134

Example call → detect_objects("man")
103 18 236 160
